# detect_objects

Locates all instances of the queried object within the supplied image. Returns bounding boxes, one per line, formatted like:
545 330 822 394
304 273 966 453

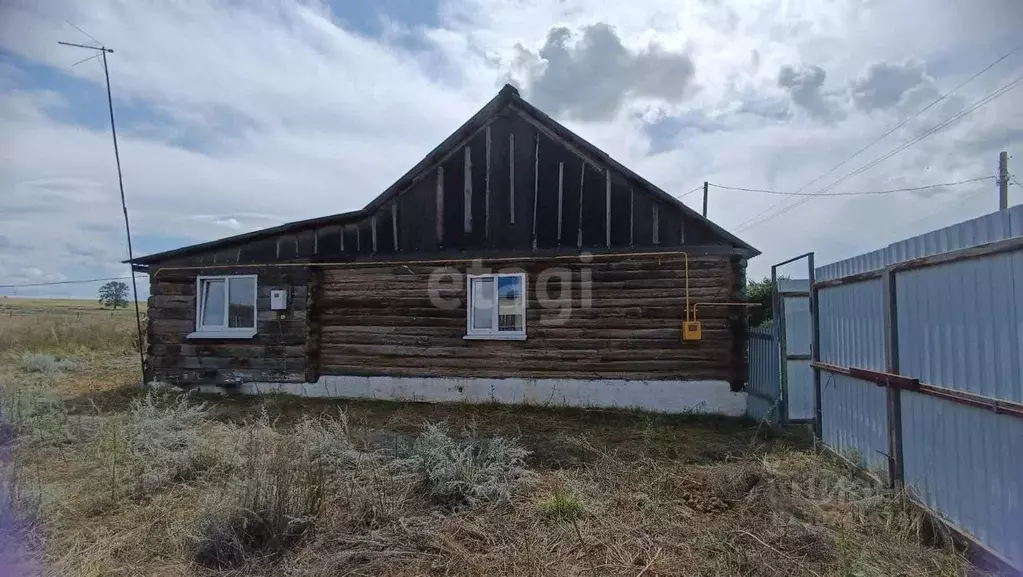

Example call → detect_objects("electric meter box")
269 289 288 311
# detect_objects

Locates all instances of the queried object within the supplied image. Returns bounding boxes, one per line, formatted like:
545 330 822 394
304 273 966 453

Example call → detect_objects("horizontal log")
320 343 731 362
257 309 307 322
320 353 728 370
316 316 735 332
320 270 734 287
319 255 731 276
322 325 466 337
319 333 734 349
318 285 734 303
152 368 305 384
150 295 194 308
151 283 196 296
316 295 737 312
150 344 306 358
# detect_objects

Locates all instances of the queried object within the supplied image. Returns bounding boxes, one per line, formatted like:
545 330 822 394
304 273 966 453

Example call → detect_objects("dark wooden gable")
133 86 756 268
342 106 745 257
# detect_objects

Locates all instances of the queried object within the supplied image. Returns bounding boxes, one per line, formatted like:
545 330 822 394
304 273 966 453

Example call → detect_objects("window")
465 273 526 340
188 275 258 339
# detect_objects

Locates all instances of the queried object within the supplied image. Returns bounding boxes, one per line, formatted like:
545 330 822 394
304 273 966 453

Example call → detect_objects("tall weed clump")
126 392 215 494
396 423 531 508
0 383 98 449
189 414 330 570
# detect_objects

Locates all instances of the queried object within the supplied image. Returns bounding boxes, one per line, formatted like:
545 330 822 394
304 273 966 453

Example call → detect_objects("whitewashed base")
190 375 747 416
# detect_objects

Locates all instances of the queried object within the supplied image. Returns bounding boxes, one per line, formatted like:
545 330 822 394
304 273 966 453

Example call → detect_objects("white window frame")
187 274 259 339
464 272 527 340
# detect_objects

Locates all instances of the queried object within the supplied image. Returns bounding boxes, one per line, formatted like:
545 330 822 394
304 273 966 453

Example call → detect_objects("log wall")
146 264 310 385
316 253 746 385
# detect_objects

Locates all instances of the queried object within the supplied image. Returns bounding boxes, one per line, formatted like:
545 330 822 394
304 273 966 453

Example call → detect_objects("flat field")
0 309 983 576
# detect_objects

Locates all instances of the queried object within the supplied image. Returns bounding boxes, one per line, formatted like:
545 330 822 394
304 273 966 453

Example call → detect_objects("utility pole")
59 35 146 382
702 181 709 217
998 151 1008 211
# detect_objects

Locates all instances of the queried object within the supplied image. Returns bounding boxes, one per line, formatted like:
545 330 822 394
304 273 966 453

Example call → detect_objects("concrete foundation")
191 375 748 416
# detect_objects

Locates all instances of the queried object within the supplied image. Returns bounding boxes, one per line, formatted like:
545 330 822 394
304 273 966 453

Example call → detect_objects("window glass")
228 277 256 328
497 275 524 332
471 277 495 330
200 279 226 327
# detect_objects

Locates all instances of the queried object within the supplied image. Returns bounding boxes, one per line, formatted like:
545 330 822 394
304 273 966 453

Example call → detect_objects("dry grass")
0 297 147 316
0 314 144 355
0 313 987 576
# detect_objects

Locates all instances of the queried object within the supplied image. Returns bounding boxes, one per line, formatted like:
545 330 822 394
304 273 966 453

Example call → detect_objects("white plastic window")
196 275 257 332
466 273 526 339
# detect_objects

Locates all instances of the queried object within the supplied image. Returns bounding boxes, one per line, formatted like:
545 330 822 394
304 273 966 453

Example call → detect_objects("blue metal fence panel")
1011 204 1023 236
901 391 1023 568
817 280 886 371
812 207 1023 570
820 372 890 477
887 210 1012 263
815 247 887 281
747 325 780 422
896 252 1023 402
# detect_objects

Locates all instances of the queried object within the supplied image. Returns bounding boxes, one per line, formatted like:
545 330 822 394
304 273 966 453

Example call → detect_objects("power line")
736 72 1023 232
0 275 145 289
732 43 1023 232
709 176 994 197
679 187 703 200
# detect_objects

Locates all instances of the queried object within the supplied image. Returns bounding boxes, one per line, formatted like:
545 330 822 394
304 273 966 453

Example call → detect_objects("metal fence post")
771 265 788 424
882 266 905 488
809 253 821 444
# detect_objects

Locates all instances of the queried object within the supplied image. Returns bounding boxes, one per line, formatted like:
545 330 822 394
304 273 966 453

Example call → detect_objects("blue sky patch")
1 50 237 153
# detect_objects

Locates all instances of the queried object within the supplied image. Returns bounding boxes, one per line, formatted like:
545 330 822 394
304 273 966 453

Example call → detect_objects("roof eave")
125 208 365 265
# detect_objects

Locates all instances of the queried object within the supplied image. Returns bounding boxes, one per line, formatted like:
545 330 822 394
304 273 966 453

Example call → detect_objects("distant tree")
98 281 129 309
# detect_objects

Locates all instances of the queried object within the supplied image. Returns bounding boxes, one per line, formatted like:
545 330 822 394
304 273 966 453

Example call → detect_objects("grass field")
0 297 147 316
0 311 986 576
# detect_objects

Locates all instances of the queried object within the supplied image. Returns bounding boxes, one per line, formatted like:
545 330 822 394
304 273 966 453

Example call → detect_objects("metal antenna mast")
59 33 146 382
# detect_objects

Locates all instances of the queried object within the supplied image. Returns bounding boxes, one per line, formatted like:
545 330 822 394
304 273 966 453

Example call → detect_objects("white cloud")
777 63 844 121
508 23 696 121
0 0 1020 299
851 59 936 112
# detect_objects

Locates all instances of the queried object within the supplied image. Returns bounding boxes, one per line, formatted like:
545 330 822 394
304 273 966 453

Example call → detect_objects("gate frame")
770 252 816 426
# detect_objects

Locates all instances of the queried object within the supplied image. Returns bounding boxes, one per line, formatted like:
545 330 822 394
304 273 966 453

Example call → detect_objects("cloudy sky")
1 0 1021 298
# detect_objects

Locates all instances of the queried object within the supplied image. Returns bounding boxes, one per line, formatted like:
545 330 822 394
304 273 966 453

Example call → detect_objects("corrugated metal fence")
748 205 1023 571
746 325 780 422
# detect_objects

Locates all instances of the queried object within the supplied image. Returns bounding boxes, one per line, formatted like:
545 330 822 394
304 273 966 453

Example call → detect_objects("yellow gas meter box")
682 320 702 341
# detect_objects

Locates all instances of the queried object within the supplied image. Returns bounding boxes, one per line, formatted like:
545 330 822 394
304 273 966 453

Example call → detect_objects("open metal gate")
746 253 817 425
772 253 817 423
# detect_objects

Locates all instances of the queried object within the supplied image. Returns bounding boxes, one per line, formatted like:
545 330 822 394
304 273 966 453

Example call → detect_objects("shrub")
395 423 530 508
18 353 76 374
126 392 211 494
189 421 326 570
292 410 361 471
0 384 97 449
